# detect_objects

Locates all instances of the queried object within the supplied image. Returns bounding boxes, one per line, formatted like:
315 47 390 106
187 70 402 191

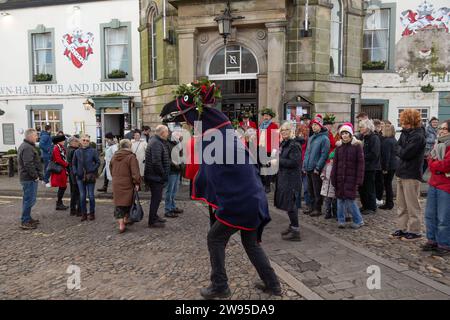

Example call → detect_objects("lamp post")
214 1 244 45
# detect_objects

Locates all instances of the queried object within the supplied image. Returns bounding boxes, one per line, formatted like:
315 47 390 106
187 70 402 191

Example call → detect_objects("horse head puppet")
160 80 271 241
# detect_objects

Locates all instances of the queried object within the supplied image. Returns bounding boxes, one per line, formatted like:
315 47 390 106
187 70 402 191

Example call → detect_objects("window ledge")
29 80 57 85
101 77 134 82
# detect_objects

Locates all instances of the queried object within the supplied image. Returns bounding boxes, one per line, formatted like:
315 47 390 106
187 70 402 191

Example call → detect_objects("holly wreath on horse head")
160 79 282 299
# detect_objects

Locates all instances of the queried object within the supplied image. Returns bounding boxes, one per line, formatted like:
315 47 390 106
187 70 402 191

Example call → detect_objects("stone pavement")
0 196 300 300
1 190 449 300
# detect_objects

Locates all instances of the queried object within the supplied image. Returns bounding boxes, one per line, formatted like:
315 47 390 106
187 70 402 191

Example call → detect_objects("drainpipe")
163 0 167 40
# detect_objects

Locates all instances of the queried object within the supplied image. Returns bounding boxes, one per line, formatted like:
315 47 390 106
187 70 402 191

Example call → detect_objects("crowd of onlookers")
16 108 450 256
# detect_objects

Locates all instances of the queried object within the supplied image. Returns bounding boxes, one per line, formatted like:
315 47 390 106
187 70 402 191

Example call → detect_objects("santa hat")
311 114 324 128
339 122 354 136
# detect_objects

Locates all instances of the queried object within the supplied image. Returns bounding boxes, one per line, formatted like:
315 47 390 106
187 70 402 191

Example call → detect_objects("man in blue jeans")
18 129 43 230
39 125 52 186
165 132 184 217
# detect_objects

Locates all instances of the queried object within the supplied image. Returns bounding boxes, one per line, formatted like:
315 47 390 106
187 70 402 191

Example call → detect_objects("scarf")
56 144 68 174
260 119 272 130
430 134 450 160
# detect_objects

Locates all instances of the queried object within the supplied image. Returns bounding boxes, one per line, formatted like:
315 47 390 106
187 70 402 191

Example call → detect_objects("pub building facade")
139 0 365 128
0 0 142 152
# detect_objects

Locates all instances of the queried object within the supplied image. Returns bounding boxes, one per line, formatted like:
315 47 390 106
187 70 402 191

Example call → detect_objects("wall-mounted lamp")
83 99 94 110
214 1 244 45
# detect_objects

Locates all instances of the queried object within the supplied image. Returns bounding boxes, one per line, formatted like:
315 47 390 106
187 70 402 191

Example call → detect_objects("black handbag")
82 148 97 184
130 192 144 222
47 153 62 174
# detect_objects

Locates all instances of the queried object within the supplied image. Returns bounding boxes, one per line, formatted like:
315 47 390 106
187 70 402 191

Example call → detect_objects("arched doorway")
208 45 259 124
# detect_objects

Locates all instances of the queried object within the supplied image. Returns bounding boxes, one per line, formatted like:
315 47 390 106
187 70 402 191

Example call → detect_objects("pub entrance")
216 79 258 124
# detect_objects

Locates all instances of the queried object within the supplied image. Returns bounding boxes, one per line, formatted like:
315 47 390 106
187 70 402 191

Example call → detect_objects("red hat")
311 114 324 128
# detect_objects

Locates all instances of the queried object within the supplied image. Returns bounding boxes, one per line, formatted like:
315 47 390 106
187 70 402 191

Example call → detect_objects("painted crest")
62 29 94 68
400 0 450 37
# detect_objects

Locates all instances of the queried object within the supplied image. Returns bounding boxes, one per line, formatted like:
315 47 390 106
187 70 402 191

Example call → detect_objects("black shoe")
401 233 422 242
310 210 321 217
432 247 450 257
254 280 283 296
20 221 37 230
97 187 107 192
70 209 78 216
379 205 393 210
361 209 376 215
282 230 301 241
303 206 313 214
345 217 352 222
173 208 184 214
281 227 292 236
148 222 165 228
164 212 179 218
390 230 407 239
158 217 167 223
324 210 332 219
56 203 68 211
29 218 40 225
421 242 438 252
200 285 231 300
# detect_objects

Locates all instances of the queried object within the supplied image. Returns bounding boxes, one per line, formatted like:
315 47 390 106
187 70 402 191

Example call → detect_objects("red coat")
50 145 68 188
184 137 199 180
258 122 279 154
428 145 450 194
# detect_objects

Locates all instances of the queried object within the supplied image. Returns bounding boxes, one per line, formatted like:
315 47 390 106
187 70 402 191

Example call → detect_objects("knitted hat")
52 134 66 144
339 122 354 136
311 114 324 128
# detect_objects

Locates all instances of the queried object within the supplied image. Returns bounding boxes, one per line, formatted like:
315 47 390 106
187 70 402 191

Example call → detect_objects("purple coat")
331 137 365 200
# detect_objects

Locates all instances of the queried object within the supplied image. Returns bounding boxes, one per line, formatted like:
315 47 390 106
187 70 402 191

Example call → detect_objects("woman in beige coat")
110 139 141 233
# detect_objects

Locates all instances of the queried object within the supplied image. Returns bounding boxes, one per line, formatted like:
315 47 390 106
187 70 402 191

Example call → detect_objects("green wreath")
260 107 276 118
173 79 222 115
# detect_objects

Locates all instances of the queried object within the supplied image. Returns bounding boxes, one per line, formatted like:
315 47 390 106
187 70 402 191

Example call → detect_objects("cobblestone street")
1 180 450 300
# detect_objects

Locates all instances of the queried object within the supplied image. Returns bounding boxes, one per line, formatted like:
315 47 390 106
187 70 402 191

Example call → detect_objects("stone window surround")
25 104 64 132
147 5 158 82
28 25 56 85
330 0 344 76
363 1 397 72
100 19 133 82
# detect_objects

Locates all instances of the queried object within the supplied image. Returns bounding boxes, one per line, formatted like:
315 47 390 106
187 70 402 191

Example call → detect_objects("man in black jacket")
144 125 170 228
17 129 43 230
391 109 426 242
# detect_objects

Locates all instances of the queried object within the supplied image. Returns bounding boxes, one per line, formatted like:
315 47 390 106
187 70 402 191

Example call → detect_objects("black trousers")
207 221 280 291
359 170 377 211
148 182 164 224
103 174 109 189
307 171 323 211
69 175 80 211
287 209 299 228
57 187 66 203
383 170 396 208
375 170 384 201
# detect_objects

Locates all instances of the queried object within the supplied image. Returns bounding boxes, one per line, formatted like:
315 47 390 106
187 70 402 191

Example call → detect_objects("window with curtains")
363 9 390 70
330 0 343 76
149 9 157 81
105 26 130 79
32 110 62 134
31 32 54 82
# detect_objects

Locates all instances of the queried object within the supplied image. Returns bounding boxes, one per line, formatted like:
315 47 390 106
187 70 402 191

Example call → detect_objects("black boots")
254 280 283 296
281 227 301 241
56 201 68 211
200 285 231 299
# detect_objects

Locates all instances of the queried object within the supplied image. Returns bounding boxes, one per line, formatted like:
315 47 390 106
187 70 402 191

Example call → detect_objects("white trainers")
376 199 384 206
45 183 51 188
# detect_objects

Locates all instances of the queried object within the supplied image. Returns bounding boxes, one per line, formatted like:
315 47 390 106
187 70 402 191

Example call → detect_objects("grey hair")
280 121 296 139
155 124 168 136
119 139 132 150
359 119 375 132
25 128 37 138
